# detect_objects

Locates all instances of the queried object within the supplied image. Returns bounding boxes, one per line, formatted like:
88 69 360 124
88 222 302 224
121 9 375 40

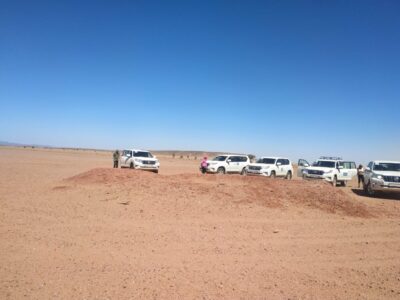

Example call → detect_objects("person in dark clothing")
357 164 364 188
113 150 120 168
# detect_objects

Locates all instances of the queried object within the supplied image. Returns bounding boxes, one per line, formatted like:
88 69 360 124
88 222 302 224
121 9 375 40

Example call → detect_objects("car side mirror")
304 163 309 167
338 166 343 169
365 167 370 171
277 162 282 166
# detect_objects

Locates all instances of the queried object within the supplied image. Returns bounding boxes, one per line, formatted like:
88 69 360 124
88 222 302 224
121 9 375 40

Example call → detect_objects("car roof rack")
319 156 343 160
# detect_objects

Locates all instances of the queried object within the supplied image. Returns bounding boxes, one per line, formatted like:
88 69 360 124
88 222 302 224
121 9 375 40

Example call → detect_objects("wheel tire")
302 173 307 180
366 181 375 196
341 181 347 187
153 170 159 174
241 168 247 175
285 171 292 180
332 176 337 187
130 162 135 169
270 171 276 178
217 167 225 175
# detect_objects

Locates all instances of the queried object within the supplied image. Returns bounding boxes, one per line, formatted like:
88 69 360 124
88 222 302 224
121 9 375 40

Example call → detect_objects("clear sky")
1 0 399 163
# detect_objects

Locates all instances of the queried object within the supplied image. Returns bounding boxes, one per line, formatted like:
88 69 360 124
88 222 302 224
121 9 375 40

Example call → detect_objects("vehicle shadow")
351 189 400 201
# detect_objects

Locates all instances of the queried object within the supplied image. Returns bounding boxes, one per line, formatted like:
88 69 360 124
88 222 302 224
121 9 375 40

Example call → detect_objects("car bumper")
246 169 269 176
135 164 160 170
304 174 333 181
370 179 400 191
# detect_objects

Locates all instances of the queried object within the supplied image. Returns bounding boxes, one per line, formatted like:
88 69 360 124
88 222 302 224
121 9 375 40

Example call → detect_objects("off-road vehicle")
246 157 293 179
298 156 357 186
120 149 160 173
205 155 249 175
363 161 400 196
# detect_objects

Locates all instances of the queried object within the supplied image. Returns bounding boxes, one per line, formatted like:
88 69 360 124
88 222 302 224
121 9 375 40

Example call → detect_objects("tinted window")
257 158 276 164
373 163 400 172
367 162 373 169
230 156 240 162
283 159 290 165
314 161 336 168
213 156 227 161
134 151 153 158
239 156 248 162
123 150 132 157
277 159 285 165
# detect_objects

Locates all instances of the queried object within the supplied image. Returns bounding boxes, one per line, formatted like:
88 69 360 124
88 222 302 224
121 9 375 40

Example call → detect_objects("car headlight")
324 170 333 174
135 159 142 163
302 169 308 174
373 173 383 180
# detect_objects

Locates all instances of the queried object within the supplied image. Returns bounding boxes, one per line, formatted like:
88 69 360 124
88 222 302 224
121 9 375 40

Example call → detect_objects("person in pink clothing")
200 156 208 174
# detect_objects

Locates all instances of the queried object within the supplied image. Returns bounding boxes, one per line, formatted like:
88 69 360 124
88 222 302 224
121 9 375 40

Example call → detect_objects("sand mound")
65 168 373 218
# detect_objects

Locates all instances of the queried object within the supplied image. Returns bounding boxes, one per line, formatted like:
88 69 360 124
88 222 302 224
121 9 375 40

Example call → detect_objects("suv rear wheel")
241 168 247 175
270 171 276 178
217 167 225 174
285 171 292 180
130 162 135 169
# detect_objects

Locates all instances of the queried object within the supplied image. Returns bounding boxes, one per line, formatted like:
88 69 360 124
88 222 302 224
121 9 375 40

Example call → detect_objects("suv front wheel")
332 176 337 187
217 167 225 175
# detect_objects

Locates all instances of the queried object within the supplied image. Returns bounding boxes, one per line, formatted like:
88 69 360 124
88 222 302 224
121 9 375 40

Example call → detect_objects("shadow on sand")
351 188 400 201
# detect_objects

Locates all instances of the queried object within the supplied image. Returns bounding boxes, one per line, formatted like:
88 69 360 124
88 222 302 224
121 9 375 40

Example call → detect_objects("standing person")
113 150 120 168
357 164 364 188
200 156 208 174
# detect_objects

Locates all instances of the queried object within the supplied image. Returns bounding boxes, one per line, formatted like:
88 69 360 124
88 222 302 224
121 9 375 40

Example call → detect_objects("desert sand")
1 147 399 299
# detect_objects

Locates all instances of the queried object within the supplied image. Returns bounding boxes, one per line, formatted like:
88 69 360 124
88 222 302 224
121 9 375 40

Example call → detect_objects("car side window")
230 156 238 162
240 157 247 162
277 159 284 165
283 159 289 165
367 162 373 170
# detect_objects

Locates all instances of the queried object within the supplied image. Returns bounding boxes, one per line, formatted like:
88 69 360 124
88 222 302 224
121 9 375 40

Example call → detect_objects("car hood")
134 157 158 162
249 163 273 168
373 171 400 177
305 166 334 172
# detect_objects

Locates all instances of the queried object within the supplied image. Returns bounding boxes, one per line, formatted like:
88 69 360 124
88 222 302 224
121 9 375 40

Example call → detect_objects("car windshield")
212 156 227 161
256 158 276 164
134 151 153 158
373 163 400 172
313 161 336 168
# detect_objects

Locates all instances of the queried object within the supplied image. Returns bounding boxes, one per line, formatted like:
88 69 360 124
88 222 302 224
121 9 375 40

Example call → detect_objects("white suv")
363 161 400 196
246 157 293 179
206 155 249 175
120 149 160 173
298 157 357 186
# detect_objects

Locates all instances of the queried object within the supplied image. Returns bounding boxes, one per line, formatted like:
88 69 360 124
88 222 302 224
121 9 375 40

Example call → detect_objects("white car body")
363 161 400 196
246 157 293 178
298 157 357 186
120 149 160 173
206 154 250 174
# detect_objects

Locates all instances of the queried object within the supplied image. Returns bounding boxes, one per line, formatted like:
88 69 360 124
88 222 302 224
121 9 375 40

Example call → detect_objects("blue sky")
1 0 399 163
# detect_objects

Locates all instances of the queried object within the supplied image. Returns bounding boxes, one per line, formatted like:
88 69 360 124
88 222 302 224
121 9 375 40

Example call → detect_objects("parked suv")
298 156 357 186
206 155 249 174
120 149 160 173
246 157 293 179
363 161 400 196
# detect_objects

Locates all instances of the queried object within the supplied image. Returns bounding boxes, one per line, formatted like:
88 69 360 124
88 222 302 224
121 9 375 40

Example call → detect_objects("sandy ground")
1 147 400 299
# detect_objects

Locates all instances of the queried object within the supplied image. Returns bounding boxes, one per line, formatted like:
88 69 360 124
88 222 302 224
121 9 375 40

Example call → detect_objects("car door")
227 156 240 173
337 161 356 181
120 150 132 167
238 156 249 173
297 159 310 177
276 159 286 176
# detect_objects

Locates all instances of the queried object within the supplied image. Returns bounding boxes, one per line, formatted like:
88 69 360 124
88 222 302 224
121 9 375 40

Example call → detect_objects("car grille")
383 176 400 183
249 166 261 171
142 160 156 165
307 170 324 175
